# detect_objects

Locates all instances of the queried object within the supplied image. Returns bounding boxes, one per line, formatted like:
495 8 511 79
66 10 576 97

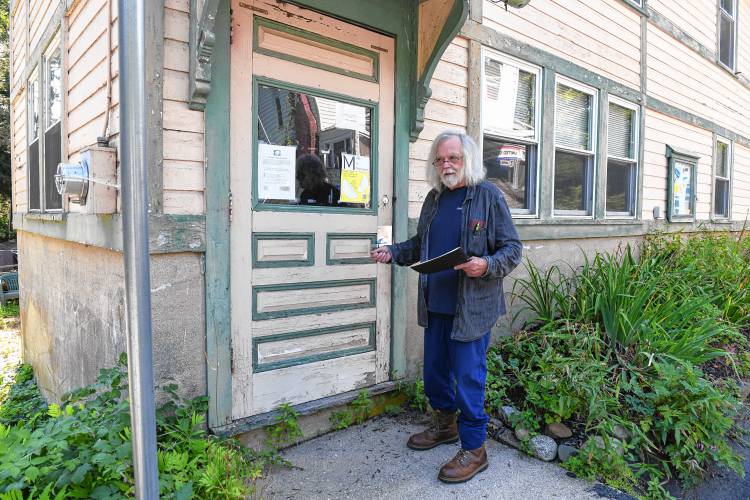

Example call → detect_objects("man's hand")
454 257 488 277
370 246 393 264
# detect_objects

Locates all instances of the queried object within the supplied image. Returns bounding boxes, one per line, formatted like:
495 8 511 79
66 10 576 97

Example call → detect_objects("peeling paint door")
229 0 395 418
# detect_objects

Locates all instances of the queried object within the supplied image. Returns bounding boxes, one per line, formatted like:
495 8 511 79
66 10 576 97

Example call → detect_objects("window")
606 98 638 217
255 82 374 210
719 0 737 70
27 38 63 211
714 137 731 219
553 78 597 216
666 146 699 222
481 50 541 216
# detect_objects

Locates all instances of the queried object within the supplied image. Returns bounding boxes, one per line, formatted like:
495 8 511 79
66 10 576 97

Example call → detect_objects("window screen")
719 0 736 69
483 57 536 139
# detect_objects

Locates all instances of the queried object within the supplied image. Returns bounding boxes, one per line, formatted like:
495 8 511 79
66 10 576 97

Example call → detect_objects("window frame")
552 75 598 219
27 33 64 213
717 0 738 72
712 136 732 220
605 95 639 219
666 146 699 223
479 47 542 218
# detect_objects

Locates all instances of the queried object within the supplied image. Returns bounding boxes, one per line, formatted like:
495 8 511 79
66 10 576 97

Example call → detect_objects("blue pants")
423 312 490 450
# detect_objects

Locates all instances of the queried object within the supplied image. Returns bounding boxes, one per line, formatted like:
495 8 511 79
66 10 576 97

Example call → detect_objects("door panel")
230 0 394 419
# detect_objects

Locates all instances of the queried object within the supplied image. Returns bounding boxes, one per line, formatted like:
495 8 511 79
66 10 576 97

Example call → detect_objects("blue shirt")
387 181 523 342
427 186 467 314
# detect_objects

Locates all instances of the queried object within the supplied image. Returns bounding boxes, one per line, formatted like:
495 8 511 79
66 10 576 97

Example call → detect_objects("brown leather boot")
406 410 458 450
437 444 489 483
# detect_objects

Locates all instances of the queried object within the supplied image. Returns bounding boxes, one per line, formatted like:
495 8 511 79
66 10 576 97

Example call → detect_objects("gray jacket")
388 181 522 341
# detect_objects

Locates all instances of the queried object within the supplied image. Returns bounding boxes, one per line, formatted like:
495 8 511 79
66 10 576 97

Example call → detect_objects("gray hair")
425 131 486 191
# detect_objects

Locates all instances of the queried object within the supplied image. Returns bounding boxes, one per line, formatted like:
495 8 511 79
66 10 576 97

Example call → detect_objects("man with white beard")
371 131 522 483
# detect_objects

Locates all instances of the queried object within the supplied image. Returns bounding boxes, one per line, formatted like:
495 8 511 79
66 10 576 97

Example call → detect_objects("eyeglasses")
432 154 463 166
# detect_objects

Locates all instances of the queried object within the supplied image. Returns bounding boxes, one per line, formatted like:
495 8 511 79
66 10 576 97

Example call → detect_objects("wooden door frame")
205 0 417 432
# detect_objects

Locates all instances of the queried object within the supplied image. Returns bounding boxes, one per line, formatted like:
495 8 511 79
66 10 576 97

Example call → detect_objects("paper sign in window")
258 144 297 201
339 154 371 204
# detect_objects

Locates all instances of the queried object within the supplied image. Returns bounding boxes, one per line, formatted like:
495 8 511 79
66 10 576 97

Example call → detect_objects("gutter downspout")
118 0 159 496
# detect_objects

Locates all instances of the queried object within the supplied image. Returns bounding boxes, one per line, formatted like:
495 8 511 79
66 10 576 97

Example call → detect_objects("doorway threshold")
212 381 398 438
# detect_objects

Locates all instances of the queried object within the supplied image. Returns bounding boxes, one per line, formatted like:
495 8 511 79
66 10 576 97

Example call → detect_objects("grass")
0 303 19 319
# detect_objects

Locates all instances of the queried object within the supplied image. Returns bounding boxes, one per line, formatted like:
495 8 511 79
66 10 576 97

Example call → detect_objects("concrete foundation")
18 231 206 403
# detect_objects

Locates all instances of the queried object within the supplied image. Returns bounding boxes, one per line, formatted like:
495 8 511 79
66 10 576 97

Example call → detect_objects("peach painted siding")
10 0 28 212
648 0 716 51
482 0 642 90
642 110 714 221
408 38 469 218
733 144 750 222
163 0 205 215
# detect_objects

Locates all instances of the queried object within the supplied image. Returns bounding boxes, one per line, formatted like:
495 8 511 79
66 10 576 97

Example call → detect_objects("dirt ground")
0 316 21 386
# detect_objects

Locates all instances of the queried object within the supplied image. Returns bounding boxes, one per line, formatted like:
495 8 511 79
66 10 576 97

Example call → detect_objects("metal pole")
118 0 159 497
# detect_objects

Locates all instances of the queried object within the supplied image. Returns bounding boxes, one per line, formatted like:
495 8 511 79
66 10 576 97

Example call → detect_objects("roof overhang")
188 0 469 141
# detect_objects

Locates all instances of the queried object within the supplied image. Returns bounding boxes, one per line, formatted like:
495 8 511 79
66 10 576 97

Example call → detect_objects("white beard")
441 172 463 189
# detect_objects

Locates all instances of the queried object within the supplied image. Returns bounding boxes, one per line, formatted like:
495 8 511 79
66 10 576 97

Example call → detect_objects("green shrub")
498 232 750 498
0 357 267 498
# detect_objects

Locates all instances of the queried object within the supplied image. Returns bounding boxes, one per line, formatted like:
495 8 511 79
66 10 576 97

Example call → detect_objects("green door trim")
204 0 427 429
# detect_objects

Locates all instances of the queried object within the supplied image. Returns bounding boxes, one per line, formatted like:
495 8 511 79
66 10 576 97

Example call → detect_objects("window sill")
716 60 739 78
23 212 64 222
619 0 649 17
515 218 641 226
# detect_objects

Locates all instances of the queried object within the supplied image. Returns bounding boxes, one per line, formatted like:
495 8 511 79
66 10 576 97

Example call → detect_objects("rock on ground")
529 434 558 462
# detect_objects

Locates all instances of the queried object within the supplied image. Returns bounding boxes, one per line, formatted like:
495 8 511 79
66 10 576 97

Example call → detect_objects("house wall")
18 231 206 402
163 0 205 215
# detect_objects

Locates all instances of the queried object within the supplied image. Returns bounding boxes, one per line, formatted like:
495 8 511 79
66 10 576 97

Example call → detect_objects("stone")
500 405 518 426
584 435 624 456
515 428 530 441
496 427 522 450
557 443 579 462
529 435 558 462
612 424 631 442
544 422 573 439
739 381 750 400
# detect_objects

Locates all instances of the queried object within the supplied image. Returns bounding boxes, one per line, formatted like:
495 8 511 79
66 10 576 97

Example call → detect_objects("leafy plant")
0 357 271 498
496 232 750 498
329 390 373 430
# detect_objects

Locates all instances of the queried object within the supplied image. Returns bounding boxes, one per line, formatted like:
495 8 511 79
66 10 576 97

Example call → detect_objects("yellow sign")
339 154 371 204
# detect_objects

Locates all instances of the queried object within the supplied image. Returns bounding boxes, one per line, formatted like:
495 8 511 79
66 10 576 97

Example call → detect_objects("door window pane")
256 84 372 209
554 151 592 214
483 137 535 212
606 160 634 215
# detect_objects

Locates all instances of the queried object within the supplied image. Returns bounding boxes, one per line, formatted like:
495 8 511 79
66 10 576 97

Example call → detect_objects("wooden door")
229 0 395 418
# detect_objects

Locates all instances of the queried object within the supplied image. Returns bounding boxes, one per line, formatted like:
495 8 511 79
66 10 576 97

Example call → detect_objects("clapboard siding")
733 144 750 222
408 38 469 218
648 0 716 51
642 109 714 220
738 0 750 77
647 23 750 140
482 0 641 89
162 5 205 214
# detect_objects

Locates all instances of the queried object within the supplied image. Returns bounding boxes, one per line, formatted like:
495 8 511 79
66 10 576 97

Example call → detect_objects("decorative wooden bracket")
411 0 470 141
189 0 221 111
